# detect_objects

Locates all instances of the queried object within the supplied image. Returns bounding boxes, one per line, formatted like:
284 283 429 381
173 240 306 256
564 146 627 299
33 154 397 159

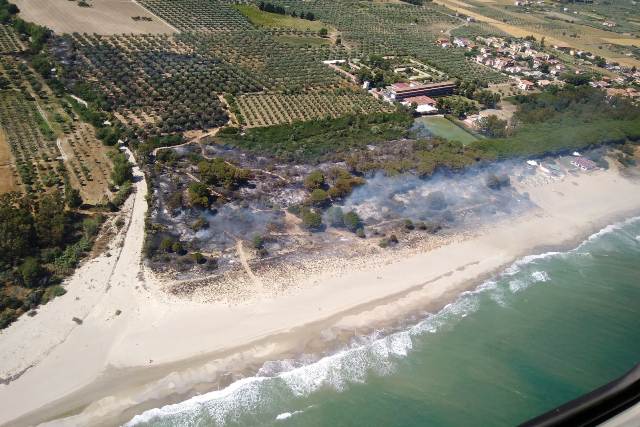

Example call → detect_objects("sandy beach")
1 160 640 427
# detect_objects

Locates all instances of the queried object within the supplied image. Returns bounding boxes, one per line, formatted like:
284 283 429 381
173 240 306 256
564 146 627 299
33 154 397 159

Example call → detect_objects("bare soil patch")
0 128 19 194
13 0 177 34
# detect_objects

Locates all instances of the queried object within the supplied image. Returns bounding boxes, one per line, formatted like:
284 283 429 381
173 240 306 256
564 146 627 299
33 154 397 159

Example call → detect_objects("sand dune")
1 161 640 427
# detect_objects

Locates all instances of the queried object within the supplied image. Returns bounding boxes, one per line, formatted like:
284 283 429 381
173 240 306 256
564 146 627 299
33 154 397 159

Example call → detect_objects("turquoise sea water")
129 217 640 427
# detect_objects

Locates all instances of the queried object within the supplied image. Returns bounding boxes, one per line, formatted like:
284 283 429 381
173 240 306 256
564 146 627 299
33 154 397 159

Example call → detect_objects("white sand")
1 162 640 427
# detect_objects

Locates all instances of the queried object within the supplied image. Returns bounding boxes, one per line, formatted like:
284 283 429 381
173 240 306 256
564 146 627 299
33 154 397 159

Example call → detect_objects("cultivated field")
12 0 177 34
56 28 351 133
0 55 113 203
0 24 24 54
59 122 113 205
237 90 394 127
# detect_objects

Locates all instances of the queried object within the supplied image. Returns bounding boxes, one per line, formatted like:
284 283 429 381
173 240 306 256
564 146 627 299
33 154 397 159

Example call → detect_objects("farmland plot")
0 90 61 195
61 33 231 135
12 0 177 34
0 56 113 203
237 90 394 127
0 24 24 54
57 29 355 132
59 122 113 204
139 0 252 32
0 128 18 194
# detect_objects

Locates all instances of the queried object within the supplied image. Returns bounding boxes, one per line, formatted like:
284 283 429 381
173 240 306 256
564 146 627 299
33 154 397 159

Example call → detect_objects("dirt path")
152 127 221 156
235 240 263 290
55 138 68 162
155 126 289 184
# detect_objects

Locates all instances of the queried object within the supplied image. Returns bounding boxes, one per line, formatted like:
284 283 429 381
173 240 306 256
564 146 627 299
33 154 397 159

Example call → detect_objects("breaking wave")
126 216 640 427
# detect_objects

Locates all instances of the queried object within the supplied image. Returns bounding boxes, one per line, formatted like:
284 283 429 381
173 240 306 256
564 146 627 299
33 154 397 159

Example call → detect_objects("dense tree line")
436 96 478 118
477 85 640 158
400 0 429 5
219 110 414 163
0 192 103 328
258 2 315 20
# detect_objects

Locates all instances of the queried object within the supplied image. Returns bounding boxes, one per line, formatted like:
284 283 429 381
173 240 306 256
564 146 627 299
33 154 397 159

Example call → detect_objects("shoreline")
1 165 640 426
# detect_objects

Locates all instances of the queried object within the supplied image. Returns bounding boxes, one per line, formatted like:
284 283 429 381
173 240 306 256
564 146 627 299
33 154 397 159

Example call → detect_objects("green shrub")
301 208 323 230
343 211 362 232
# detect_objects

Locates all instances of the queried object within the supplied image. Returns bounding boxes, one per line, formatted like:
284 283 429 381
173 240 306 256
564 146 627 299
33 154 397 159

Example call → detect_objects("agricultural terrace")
236 89 394 127
0 24 24 54
269 0 506 84
11 0 176 34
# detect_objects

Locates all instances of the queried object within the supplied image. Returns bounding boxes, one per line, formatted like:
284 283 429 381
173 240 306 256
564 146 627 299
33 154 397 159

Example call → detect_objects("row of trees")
436 96 478 118
258 2 316 21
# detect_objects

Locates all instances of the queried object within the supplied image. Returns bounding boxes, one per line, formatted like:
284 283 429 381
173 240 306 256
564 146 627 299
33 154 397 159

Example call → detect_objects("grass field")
415 116 477 145
234 5 333 33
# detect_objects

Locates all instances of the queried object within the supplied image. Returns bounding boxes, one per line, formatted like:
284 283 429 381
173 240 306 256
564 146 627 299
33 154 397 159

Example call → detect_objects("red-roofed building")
402 95 438 114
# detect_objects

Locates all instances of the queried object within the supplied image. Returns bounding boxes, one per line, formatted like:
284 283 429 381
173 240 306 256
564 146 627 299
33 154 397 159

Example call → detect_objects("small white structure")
70 94 88 108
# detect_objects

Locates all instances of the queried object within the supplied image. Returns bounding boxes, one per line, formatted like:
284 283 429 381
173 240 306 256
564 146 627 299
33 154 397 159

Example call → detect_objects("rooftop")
403 95 437 106
390 80 456 93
